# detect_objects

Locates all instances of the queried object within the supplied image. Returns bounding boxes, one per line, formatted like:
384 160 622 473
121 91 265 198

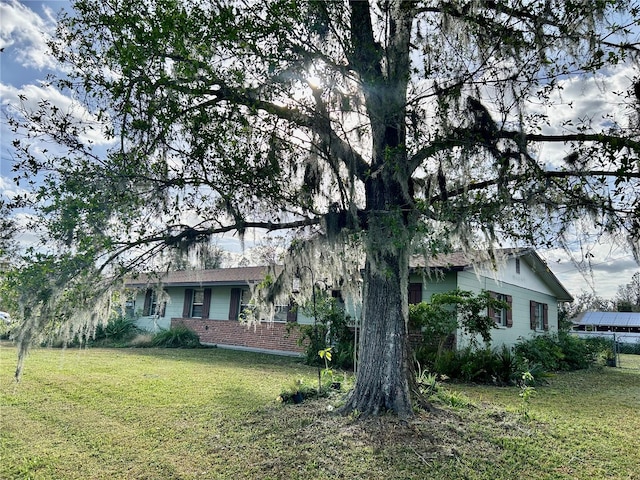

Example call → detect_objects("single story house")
125 248 573 355
572 311 640 344
125 266 310 355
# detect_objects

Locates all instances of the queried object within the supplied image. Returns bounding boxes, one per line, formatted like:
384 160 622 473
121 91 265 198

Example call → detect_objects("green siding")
457 270 559 348
409 271 458 301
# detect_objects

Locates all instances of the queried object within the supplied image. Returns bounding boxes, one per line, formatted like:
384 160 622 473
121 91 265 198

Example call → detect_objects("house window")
489 292 512 328
515 258 521 274
530 300 548 330
143 289 165 317
272 304 290 323
238 289 252 320
494 293 508 326
125 298 136 318
191 289 204 318
229 288 250 321
228 287 292 322
182 288 211 319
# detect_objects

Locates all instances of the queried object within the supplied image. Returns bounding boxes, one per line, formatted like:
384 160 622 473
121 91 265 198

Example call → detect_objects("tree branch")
97 217 322 275
410 127 640 173
435 169 639 204
148 74 371 182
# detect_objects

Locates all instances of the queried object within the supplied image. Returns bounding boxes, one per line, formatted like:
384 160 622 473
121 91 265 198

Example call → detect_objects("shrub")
293 296 355 370
556 332 602 369
151 326 201 348
277 378 324 404
409 289 509 368
429 344 552 386
495 344 518 384
92 315 139 345
0 323 11 340
514 334 564 371
459 346 496 383
514 333 612 372
433 349 462 379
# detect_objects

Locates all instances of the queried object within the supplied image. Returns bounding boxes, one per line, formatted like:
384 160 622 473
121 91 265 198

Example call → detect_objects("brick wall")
172 317 304 354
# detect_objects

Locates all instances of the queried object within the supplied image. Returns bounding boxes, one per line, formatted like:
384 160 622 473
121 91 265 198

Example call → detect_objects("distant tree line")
564 272 640 318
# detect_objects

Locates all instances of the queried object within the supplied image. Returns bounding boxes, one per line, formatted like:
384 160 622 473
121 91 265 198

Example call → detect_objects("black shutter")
159 301 166 317
183 289 194 318
530 301 537 330
143 290 152 316
229 288 241 320
286 301 298 322
506 295 513 328
202 288 212 319
408 283 422 304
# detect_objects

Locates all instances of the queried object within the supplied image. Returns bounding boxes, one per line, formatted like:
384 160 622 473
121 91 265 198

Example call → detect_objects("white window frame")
493 293 508 327
535 302 544 330
191 289 204 318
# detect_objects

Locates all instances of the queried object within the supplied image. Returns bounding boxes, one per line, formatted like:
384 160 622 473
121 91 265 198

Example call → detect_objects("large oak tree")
5 0 640 416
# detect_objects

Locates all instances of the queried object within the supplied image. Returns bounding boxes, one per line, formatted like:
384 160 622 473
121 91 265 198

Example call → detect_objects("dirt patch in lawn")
231 396 533 478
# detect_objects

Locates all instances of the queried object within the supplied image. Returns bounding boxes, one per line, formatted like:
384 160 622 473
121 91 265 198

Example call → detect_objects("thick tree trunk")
342 212 415 417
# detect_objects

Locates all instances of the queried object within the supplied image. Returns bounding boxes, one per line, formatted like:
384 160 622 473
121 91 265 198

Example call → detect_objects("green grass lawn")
1 343 639 480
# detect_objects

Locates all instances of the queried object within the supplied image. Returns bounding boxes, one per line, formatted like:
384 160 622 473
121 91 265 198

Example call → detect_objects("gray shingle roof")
126 265 274 287
409 248 526 269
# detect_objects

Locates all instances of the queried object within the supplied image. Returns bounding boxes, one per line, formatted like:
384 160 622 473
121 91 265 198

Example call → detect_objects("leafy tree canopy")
3 0 640 415
615 272 640 311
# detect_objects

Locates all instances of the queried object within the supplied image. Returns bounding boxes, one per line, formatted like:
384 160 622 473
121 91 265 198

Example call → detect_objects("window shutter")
408 283 422 304
182 289 193 318
202 288 212 319
143 290 152 316
506 295 513 327
543 303 549 330
286 301 298 322
487 291 496 320
229 288 241 320
530 301 536 330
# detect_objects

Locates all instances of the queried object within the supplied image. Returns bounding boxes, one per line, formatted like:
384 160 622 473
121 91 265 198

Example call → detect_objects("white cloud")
540 240 639 300
0 0 61 71
0 81 114 146
0 173 28 200
535 64 637 167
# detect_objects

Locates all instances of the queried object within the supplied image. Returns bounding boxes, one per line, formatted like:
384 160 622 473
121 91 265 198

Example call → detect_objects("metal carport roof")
574 311 640 328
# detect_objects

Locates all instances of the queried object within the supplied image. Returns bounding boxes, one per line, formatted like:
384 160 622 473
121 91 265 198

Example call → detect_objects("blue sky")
1 0 638 300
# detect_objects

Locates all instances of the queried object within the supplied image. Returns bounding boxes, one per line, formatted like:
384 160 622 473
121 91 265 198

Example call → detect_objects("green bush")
93 315 139 345
424 334 606 387
151 325 201 348
0 323 11 340
439 346 518 385
494 344 518 384
293 296 355 370
277 378 326 404
514 333 610 372
409 289 509 368
514 334 564 371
